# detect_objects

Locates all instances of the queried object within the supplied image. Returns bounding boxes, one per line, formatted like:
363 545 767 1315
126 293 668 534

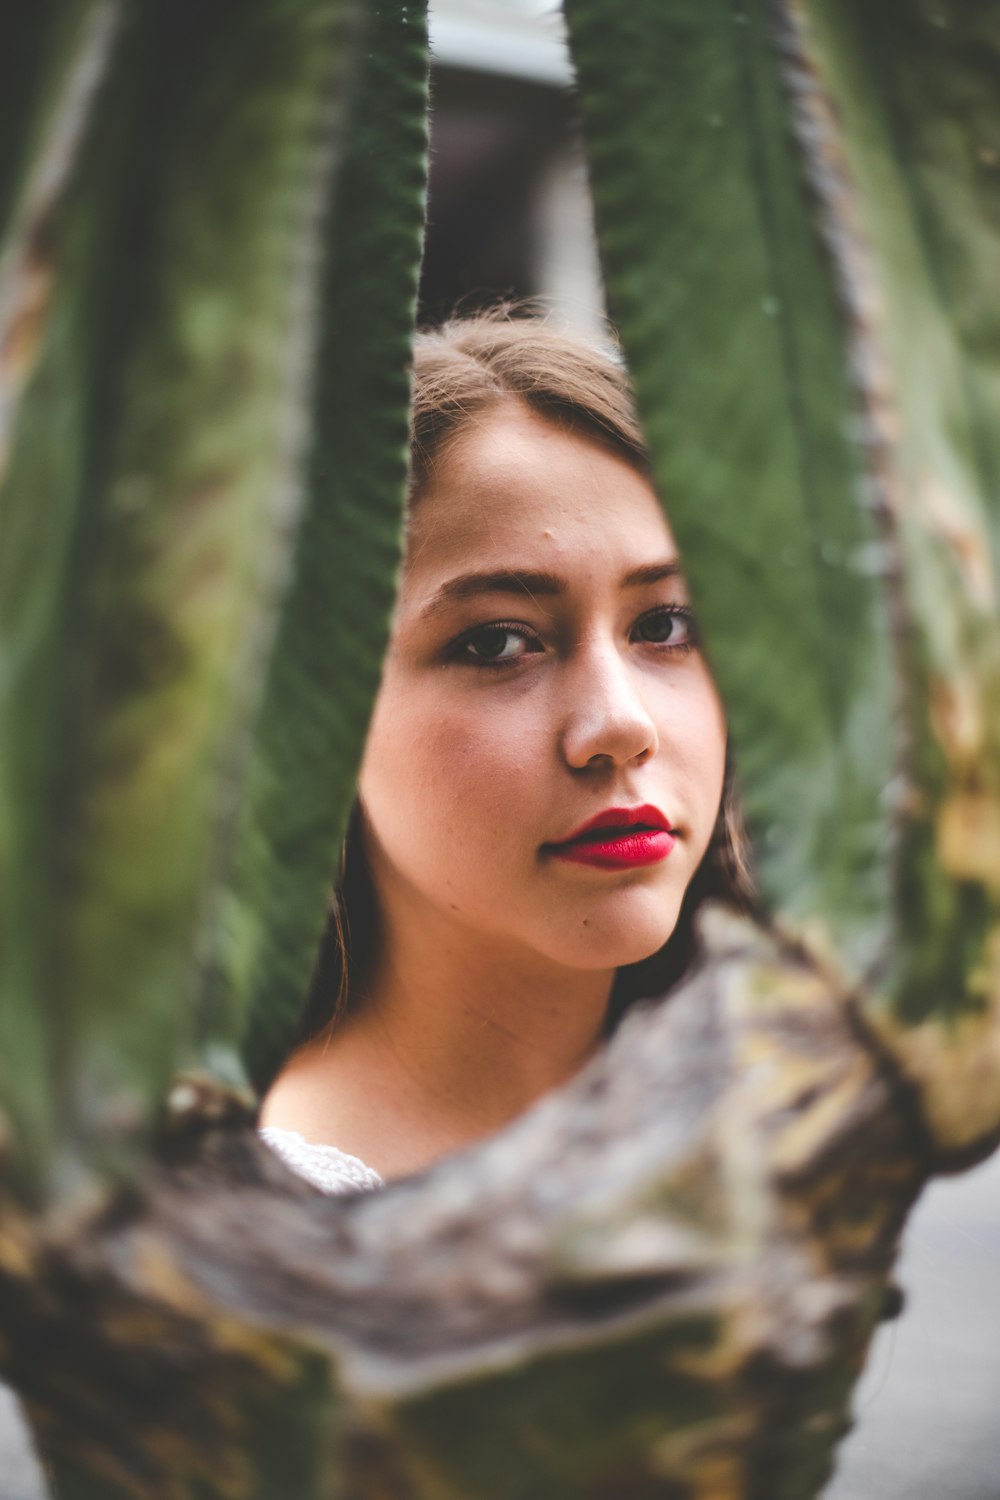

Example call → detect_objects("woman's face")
357 400 727 980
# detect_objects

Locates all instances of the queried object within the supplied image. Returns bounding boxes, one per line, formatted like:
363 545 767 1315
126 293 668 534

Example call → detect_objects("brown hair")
296 309 753 1045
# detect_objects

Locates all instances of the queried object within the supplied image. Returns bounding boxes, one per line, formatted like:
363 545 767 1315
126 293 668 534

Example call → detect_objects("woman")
259 311 749 1193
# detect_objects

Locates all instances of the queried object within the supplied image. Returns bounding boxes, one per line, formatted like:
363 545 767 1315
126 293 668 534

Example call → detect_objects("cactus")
1 2 998 1497
0 0 428 1195
566 0 1000 1163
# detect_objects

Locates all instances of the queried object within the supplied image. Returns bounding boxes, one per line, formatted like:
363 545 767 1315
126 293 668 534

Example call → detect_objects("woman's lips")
545 804 677 870
548 828 676 870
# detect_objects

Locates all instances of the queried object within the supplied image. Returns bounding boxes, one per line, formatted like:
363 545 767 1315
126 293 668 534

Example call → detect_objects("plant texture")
1 2 999 1498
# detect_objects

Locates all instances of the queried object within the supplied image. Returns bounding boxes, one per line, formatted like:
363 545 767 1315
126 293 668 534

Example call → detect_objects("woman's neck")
260 898 614 1181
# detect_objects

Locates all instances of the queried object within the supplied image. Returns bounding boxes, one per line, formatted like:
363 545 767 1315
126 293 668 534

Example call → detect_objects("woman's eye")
457 623 539 665
633 607 696 648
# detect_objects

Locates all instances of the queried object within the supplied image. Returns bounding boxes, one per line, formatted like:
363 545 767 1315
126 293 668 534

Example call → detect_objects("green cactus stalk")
1 2 999 1498
566 0 1000 1162
0 0 429 1197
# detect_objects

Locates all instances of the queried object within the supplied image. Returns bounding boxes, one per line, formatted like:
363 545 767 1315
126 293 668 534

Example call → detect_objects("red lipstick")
546 804 676 871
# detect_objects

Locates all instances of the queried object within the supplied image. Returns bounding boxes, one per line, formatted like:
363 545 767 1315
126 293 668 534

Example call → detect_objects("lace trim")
259 1127 385 1196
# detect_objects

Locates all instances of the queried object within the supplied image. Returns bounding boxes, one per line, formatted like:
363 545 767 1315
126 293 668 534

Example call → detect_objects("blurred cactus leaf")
564 0 897 984
0 0 132 1192
0 0 428 1194
565 0 1000 1155
789 0 1000 1155
213 0 430 1093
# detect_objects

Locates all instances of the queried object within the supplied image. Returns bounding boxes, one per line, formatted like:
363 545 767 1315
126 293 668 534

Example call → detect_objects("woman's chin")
541 913 682 975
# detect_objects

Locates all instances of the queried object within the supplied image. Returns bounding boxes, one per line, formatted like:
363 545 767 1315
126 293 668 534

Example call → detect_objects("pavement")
0 1387 45 1500
822 1146 1000 1500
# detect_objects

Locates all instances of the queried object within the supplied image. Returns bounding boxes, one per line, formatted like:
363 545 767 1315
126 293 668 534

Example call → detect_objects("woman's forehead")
403 403 676 587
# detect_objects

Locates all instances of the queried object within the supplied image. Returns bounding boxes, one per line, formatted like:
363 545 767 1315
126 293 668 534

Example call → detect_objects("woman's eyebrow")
622 560 683 588
421 569 562 618
419 560 682 619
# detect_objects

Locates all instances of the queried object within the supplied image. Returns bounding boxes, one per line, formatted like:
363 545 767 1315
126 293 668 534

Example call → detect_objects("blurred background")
421 0 604 335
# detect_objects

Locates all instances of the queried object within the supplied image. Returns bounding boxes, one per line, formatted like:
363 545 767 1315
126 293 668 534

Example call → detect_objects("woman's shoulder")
259 1126 385 1196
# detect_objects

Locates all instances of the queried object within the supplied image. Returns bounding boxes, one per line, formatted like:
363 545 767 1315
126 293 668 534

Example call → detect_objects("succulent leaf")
216 0 430 1092
563 0 897 986
0 0 428 1192
564 0 1000 1155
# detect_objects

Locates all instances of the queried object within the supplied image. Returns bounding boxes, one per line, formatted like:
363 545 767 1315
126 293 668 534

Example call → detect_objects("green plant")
1 2 998 1496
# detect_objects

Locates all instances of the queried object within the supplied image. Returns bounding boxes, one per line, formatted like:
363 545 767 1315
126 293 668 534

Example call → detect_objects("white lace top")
259 1127 385 1195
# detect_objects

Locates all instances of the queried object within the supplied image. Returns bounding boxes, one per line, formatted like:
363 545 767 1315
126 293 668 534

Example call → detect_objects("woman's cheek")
420 709 548 843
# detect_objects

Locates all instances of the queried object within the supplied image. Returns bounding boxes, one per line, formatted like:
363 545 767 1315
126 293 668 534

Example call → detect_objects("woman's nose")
559 644 659 771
